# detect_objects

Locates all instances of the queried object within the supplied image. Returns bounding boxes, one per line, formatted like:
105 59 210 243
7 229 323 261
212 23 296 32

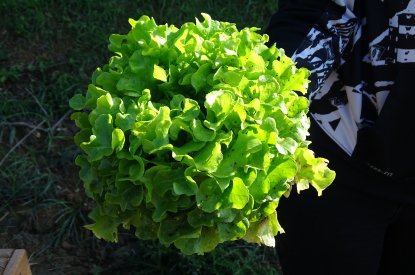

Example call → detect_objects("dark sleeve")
265 0 331 56
264 0 360 96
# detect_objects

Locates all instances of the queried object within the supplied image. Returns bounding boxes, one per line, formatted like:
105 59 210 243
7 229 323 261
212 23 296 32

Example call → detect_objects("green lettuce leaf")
69 12 336 255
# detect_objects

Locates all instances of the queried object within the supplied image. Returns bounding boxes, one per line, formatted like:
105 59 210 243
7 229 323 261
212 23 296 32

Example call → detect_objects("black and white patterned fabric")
266 0 415 180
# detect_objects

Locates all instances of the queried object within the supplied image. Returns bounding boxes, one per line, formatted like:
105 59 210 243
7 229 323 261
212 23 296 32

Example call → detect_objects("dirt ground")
1 210 92 274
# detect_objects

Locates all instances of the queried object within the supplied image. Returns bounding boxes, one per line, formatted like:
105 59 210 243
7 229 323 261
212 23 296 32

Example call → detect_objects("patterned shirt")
266 0 415 181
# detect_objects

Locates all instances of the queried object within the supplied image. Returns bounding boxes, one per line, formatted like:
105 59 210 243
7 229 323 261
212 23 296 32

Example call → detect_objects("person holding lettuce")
265 0 415 274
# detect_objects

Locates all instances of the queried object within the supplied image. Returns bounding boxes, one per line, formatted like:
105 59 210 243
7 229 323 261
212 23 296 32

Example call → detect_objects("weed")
89 237 280 275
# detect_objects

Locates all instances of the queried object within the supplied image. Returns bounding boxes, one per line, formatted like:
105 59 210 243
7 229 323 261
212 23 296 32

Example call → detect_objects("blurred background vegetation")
0 0 281 274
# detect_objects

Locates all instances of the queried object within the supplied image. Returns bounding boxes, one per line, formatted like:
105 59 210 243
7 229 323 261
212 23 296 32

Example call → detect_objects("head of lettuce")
69 13 335 255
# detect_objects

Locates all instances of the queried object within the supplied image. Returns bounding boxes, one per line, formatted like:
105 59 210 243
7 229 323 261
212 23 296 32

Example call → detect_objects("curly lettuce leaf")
70 12 336 255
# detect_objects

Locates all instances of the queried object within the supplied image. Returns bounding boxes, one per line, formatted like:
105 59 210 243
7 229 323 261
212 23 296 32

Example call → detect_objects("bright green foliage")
69 13 336 255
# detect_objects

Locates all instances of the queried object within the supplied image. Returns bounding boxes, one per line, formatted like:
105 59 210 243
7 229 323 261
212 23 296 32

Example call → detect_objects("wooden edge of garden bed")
0 249 32 275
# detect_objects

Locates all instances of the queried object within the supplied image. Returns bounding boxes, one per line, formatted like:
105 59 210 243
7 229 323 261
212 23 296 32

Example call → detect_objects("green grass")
87 238 279 275
0 1 281 274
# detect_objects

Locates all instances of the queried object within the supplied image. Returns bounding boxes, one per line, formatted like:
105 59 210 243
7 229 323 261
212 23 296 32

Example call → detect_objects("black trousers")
276 120 415 275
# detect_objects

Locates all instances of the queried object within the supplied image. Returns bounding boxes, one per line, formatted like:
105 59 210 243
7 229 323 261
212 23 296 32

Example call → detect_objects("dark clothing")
266 0 415 181
265 0 415 274
276 159 415 275
308 117 415 205
277 122 415 275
